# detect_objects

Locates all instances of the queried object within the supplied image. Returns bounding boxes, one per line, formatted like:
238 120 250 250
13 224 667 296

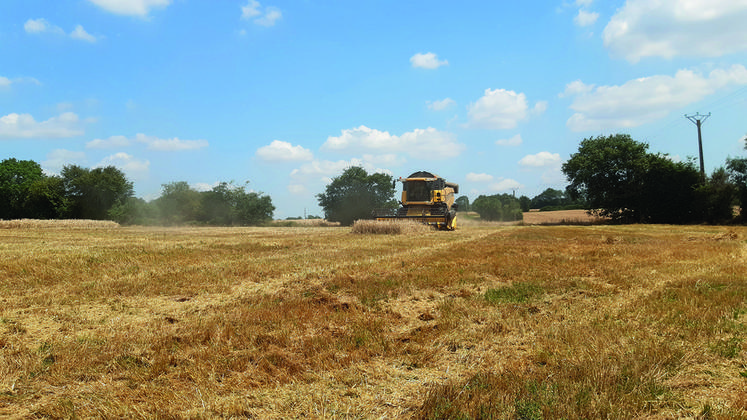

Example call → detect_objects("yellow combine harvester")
373 171 460 230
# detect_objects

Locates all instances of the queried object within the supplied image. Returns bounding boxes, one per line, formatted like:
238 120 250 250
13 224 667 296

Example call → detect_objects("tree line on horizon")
316 133 747 225
314 167 569 225
0 159 274 226
459 134 747 224
5 132 747 226
455 190 582 215
561 133 744 224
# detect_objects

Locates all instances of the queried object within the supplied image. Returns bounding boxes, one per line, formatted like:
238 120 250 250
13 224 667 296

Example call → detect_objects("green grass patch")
485 282 544 304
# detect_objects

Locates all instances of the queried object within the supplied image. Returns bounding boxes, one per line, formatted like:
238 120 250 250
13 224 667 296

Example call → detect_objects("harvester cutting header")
373 171 459 230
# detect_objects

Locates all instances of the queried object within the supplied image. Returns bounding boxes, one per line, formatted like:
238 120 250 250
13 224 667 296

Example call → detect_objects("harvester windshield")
405 181 431 202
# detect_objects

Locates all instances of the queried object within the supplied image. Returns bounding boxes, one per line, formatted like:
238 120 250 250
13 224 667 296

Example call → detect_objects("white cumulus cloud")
575 9 599 26
70 25 98 42
256 140 313 162
324 126 393 151
192 182 219 192
135 133 208 151
290 158 391 184
467 173 523 194
86 135 132 149
490 178 523 192
466 173 494 182
87 133 208 151
467 88 544 130
519 152 562 168
241 1 282 26
533 101 548 115
603 0 747 62
427 98 455 111
0 112 83 139
5 76 42 87
87 0 171 16
24 18 47 33
24 18 62 34
362 154 407 166
410 52 448 69
97 152 150 177
242 0 261 18
42 149 87 174
323 125 464 159
25 18 99 42
560 80 595 98
256 8 282 26
565 65 747 131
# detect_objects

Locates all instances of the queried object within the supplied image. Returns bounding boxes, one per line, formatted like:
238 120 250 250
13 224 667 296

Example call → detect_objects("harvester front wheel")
445 211 457 230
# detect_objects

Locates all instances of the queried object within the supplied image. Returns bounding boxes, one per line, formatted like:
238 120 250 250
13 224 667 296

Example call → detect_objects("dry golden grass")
1 222 745 418
522 209 603 225
273 219 341 227
0 219 120 229
351 219 434 235
457 210 602 227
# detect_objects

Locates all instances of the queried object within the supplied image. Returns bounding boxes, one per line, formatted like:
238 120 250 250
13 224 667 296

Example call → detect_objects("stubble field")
1 215 746 418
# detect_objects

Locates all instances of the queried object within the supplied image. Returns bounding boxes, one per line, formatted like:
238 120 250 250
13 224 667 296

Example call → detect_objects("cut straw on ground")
0 218 745 418
0 219 120 229
350 219 434 234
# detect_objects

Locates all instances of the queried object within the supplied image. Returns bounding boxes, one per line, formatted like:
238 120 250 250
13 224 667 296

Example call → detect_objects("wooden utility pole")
685 112 710 181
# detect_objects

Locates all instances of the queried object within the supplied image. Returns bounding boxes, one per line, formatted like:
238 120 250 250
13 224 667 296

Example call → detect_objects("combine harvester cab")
374 171 459 230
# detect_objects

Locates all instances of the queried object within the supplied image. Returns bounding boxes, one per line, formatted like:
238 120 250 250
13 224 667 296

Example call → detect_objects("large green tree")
24 175 67 219
61 165 134 220
725 136 747 219
233 190 275 225
694 168 737 223
530 188 570 210
562 134 651 222
154 181 202 225
518 195 531 212
637 156 702 223
727 157 747 218
0 158 46 219
108 181 275 226
108 197 159 225
472 194 523 222
317 166 397 226
200 182 234 225
562 134 706 223
455 195 470 212
199 181 274 226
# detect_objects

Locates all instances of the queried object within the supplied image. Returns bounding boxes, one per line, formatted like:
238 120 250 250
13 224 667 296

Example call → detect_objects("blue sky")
2 0 747 218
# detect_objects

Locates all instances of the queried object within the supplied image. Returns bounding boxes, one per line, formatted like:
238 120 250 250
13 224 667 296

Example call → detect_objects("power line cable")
699 85 747 112
639 85 747 145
